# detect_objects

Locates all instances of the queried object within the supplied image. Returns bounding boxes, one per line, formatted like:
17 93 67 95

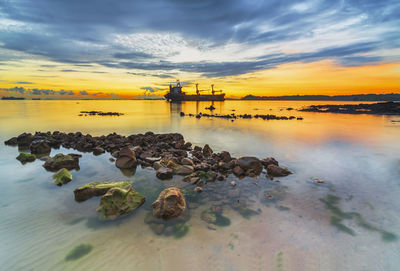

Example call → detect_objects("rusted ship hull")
165 93 225 101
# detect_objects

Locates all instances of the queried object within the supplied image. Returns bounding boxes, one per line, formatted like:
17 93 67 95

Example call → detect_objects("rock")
96 186 145 219
109 158 115 162
193 146 202 152
153 161 163 170
16 153 36 164
220 151 232 162
237 156 263 176
231 181 236 187
74 181 132 202
93 146 105 155
181 157 194 166
152 187 186 220
174 165 194 175
4 137 18 146
261 157 279 167
119 147 136 158
111 150 119 158
115 156 137 169
43 153 80 171
202 144 213 157
267 164 292 177
233 166 244 177
17 133 33 147
30 140 51 155
53 168 72 186
156 167 173 180
194 186 203 193
190 177 200 185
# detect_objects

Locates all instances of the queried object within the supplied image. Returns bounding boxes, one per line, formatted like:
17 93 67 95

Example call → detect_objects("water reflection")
0 100 400 270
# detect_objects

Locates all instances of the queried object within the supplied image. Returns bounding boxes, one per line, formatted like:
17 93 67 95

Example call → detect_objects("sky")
0 0 399 99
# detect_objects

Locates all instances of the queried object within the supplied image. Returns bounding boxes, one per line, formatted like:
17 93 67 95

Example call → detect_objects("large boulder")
115 147 137 169
219 151 232 162
16 153 36 164
53 168 72 186
97 186 145 219
267 164 292 177
74 181 132 202
30 140 51 155
43 153 80 171
152 187 186 220
237 156 263 176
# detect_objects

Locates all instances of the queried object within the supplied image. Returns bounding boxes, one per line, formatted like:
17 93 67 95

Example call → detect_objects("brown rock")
203 144 213 157
220 151 232 162
267 164 292 177
152 187 186 220
181 157 194 166
233 166 245 177
261 157 279 167
237 156 263 175
115 156 137 169
156 167 173 180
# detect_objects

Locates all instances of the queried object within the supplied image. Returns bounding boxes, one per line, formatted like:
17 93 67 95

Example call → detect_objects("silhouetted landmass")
1 97 26 100
300 102 400 115
241 94 400 101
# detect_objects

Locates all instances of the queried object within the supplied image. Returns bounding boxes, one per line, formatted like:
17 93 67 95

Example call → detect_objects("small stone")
267 164 292 177
194 186 203 193
181 157 194 166
174 165 194 175
230 181 236 187
202 144 213 157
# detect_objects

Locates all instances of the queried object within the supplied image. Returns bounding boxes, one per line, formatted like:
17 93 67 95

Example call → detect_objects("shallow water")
0 100 399 271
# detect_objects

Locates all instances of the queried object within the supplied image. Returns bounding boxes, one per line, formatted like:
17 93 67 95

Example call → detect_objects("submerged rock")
174 165 194 175
261 157 279 167
53 168 72 186
43 153 80 171
152 187 186 220
156 167 173 180
97 186 145 219
74 181 132 202
16 153 36 164
267 164 292 177
4 137 18 146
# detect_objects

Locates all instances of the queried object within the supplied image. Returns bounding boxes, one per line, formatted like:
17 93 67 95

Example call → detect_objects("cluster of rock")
79 111 124 116
5 131 293 191
299 101 400 115
180 112 303 121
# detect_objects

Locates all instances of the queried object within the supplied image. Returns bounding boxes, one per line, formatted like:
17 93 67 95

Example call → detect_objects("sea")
0 100 399 271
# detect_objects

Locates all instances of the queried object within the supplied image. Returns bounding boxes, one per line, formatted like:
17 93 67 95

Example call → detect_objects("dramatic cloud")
0 0 399 77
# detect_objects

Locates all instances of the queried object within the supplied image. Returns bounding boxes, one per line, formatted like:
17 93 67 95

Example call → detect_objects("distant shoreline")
240 94 400 101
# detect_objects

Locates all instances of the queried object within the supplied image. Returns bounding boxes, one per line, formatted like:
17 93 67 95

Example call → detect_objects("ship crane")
211 84 223 95
195 83 208 95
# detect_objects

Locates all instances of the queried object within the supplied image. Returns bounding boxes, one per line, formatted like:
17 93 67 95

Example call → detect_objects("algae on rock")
97 186 145 219
53 168 72 186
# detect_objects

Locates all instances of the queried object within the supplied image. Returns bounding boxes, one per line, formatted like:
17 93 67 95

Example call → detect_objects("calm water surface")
0 100 399 271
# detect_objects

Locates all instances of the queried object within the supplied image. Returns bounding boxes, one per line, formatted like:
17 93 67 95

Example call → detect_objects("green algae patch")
320 194 398 241
330 216 355 236
65 244 93 261
215 213 231 227
277 252 284 271
16 153 36 164
173 223 189 239
53 168 72 186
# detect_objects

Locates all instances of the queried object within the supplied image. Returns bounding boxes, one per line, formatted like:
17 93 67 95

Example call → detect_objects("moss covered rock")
97 186 145 219
74 181 132 202
43 153 80 171
53 168 72 186
16 153 36 164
